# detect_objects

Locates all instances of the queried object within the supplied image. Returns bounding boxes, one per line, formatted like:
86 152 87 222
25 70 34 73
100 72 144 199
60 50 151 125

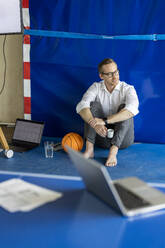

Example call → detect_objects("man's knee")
117 103 125 112
90 101 104 118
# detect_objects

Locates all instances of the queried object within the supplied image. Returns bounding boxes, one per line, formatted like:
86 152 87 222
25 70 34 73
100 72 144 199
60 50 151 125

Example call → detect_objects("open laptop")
9 119 44 152
67 147 165 217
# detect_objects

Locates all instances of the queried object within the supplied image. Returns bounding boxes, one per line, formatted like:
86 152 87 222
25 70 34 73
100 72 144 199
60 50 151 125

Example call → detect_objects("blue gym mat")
0 138 165 184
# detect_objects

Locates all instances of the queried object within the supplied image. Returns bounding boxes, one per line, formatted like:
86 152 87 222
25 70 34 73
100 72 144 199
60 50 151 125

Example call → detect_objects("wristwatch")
104 119 108 125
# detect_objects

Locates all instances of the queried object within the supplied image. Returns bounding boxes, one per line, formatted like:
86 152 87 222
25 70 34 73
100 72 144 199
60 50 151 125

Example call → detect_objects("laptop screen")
67 147 123 214
13 119 44 144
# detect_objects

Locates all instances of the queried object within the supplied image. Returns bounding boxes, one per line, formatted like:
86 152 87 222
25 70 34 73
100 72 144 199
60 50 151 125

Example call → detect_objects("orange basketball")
62 132 84 152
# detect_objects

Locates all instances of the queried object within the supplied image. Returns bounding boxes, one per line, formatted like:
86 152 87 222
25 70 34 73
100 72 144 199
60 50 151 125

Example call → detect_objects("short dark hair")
98 58 117 73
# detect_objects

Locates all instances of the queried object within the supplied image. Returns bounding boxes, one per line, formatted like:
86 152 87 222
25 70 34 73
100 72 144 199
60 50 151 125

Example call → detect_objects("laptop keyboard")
114 183 151 209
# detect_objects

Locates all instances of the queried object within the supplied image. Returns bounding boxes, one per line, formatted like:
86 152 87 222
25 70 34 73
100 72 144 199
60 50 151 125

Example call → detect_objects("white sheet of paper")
0 178 63 212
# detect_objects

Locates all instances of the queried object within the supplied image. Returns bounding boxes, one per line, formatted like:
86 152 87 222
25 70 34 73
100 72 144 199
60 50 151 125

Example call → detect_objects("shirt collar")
101 80 122 92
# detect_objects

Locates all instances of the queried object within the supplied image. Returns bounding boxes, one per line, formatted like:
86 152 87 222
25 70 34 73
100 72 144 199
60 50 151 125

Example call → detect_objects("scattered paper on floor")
0 178 63 212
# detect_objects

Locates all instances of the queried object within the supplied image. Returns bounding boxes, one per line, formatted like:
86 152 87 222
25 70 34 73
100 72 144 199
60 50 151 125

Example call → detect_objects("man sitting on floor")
76 58 139 167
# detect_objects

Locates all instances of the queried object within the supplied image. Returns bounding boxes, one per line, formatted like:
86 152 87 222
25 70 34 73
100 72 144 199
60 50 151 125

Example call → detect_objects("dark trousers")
84 102 134 149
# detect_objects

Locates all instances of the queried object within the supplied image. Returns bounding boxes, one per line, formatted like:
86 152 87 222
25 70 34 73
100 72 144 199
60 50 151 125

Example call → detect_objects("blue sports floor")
0 173 165 248
0 138 165 184
0 138 165 248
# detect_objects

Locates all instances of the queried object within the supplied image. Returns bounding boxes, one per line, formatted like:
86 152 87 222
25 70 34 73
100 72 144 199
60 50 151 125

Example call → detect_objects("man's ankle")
109 145 118 156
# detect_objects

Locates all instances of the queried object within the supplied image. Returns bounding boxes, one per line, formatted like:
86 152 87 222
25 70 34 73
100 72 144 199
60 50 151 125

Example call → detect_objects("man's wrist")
104 119 109 125
88 118 97 128
88 118 94 124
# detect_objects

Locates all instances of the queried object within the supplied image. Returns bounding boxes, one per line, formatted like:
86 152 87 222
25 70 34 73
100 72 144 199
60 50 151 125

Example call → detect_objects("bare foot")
105 154 117 167
105 145 118 167
83 150 94 159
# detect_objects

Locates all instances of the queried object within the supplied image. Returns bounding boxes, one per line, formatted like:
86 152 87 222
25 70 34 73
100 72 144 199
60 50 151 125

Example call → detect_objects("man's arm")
78 108 93 123
106 85 139 125
79 108 107 137
79 108 105 127
106 109 134 124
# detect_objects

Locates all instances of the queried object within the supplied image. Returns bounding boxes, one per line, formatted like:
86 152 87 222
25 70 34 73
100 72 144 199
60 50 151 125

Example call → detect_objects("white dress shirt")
76 80 139 117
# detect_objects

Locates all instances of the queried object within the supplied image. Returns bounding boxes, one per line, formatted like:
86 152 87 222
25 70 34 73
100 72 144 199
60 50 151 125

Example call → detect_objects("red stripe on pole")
22 0 29 8
24 62 30 79
24 26 30 30
24 35 30 44
24 97 31 114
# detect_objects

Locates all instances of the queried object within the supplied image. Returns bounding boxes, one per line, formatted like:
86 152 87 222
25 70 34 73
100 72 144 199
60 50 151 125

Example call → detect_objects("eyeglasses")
101 69 119 78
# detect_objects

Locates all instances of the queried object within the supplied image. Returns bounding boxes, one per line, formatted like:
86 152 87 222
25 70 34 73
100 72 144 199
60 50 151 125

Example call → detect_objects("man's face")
99 62 119 88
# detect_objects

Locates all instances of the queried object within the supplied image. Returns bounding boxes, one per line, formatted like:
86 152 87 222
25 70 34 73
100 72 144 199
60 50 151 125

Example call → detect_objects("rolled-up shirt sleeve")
124 86 139 116
76 83 98 113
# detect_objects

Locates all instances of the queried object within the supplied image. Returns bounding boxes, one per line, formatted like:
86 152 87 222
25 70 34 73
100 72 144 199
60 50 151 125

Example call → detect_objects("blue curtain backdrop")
28 0 165 143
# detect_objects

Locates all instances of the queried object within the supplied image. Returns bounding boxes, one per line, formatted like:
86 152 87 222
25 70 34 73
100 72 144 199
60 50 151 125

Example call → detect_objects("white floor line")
0 171 164 187
148 182 165 188
0 170 82 181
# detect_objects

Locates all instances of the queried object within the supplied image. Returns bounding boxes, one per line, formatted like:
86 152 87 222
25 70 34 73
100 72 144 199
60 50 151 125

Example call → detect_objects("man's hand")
94 124 107 137
88 118 105 128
